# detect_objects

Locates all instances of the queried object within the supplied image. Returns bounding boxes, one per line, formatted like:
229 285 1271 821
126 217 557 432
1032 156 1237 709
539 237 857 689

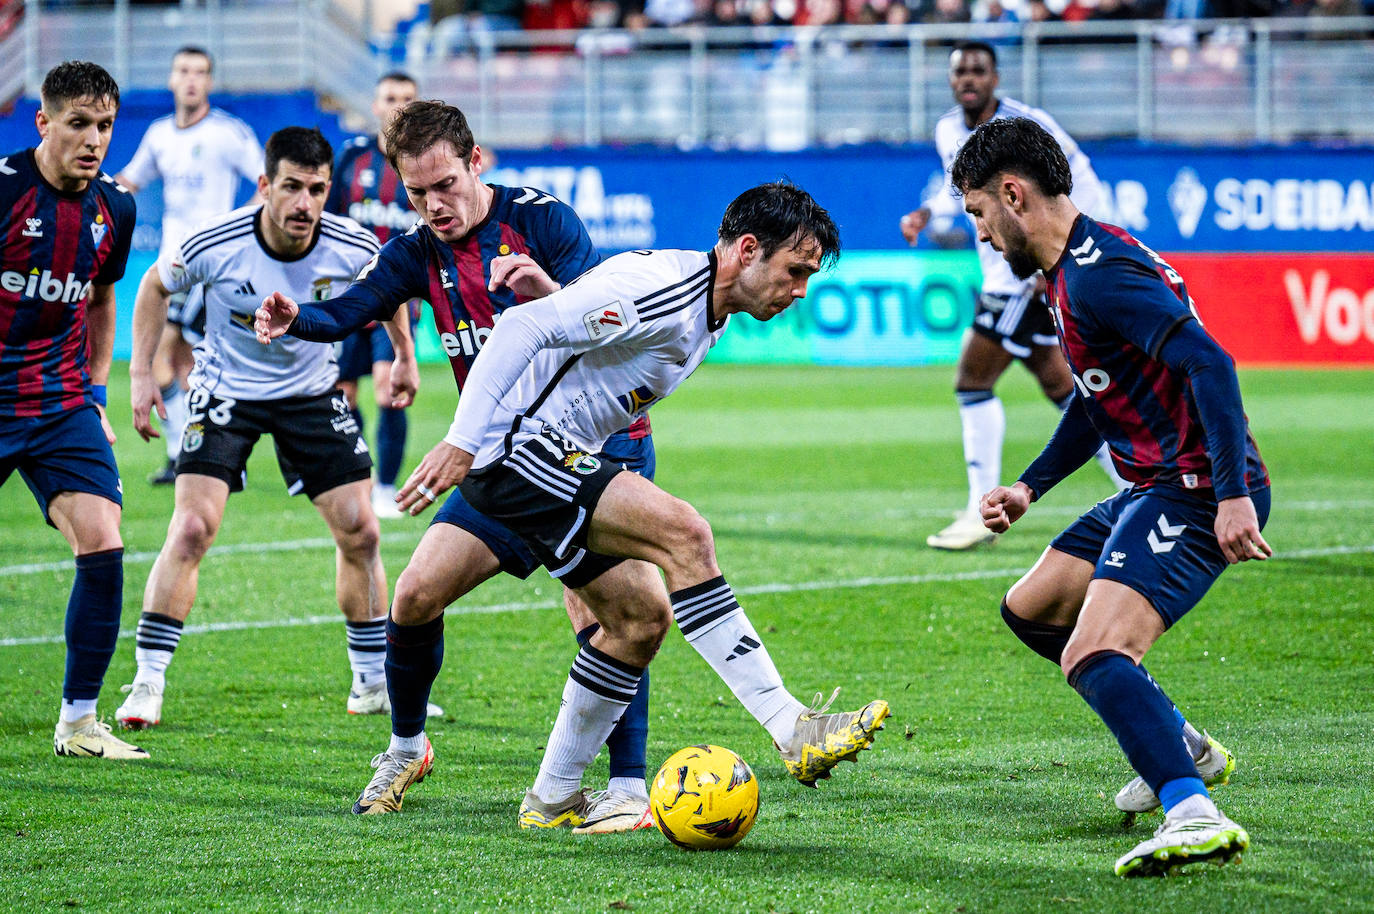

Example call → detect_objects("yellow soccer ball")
649 745 760 850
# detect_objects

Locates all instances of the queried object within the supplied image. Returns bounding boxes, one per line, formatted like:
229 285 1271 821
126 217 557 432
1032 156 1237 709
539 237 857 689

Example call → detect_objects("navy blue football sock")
385 615 444 739
63 549 123 701
376 407 407 489
1068 650 1205 809
1001 599 1073 665
578 623 649 781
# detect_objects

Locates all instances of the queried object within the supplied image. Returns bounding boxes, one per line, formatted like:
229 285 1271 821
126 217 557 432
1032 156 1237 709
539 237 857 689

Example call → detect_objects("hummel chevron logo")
1070 236 1102 266
0 157 15 176
724 635 761 662
1147 514 1187 554
235 280 257 296
513 188 556 205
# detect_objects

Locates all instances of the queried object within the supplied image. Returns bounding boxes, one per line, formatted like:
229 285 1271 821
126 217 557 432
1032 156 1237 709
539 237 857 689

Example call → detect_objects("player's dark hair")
377 70 417 87
264 126 333 179
40 61 120 113
383 100 476 172
718 180 841 270
173 45 213 72
950 117 1073 198
953 40 998 67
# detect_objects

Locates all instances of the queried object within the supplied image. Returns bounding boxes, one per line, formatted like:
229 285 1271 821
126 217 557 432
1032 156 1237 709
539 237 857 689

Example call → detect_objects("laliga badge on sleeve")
582 300 631 342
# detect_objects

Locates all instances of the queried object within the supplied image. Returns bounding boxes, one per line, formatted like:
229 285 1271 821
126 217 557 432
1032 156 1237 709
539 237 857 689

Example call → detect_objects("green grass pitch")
1 362 1371 912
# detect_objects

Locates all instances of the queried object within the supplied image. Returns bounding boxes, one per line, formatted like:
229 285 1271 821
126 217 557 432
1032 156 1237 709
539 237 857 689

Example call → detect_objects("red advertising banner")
1168 254 1374 366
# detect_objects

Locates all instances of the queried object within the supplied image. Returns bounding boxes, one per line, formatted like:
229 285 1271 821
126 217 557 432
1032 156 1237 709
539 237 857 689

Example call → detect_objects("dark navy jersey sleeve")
536 198 601 285
290 229 427 341
1155 319 1252 500
325 139 366 216
1070 255 1195 360
1018 392 1106 499
94 176 136 285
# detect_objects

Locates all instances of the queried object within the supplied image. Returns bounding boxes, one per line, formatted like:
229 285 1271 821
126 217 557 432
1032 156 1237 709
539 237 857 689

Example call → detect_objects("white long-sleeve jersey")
446 248 725 470
927 98 1106 298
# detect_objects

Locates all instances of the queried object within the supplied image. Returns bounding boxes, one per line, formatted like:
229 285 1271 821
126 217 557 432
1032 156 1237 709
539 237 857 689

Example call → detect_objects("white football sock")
133 612 182 688
60 698 98 723
670 577 806 747
389 731 428 758
958 394 1004 514
608 776 648 800
532 645 641 804
1166 792 1220 821
162 383 188 461
346 617 387 689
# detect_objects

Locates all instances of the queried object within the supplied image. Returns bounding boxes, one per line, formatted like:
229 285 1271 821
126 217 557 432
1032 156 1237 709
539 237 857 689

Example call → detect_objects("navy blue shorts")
0 406 122 526
1051 484 1271 628
432 429 655 581
336 325 394 382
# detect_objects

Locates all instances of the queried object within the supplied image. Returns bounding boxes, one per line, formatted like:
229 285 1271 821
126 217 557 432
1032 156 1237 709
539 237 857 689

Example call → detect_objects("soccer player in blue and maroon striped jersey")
953 117 1271 878
325 72 420 519
0 61 146 760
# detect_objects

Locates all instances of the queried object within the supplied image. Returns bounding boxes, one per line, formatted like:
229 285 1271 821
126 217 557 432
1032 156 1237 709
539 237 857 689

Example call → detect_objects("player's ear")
469 145 484 176
257 173 270 197
738 233 760 266
34 106 49 138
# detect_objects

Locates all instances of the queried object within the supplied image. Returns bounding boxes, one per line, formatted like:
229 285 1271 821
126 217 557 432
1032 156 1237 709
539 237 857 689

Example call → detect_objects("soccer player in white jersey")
900 41 1127 551
266 181 891 826
116 127 433 731
115 47 263 486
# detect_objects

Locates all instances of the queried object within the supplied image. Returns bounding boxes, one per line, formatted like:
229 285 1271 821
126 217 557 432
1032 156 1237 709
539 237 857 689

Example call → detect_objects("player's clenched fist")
254 291 300 344
488 253 560 299
980 481 1034 534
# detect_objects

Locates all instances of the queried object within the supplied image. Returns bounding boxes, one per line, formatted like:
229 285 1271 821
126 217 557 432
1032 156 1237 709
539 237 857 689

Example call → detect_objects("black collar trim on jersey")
254 206 322 262
704 250 723 333
25 148 95 200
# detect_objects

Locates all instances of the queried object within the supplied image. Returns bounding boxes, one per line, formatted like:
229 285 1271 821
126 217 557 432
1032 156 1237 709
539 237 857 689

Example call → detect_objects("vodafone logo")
1284 270 1374 345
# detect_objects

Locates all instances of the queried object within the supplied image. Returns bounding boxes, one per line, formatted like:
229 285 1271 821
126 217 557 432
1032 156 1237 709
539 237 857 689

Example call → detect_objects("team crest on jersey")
183 422 205 453
583 301 630 341
90 215 107 247
311 277 335 301
22 217 42 238
439 267 454 289
498 243 511 256
359 169 376 189
563 452 602 475
616 386 660 415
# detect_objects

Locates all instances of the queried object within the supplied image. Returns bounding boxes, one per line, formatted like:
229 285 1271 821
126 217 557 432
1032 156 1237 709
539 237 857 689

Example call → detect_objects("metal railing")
6 2 1373 148
406 17 1374 148
12 0 381 121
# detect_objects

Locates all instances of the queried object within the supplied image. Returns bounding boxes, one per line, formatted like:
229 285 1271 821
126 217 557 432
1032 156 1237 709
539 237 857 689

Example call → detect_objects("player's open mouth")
76 156 99 167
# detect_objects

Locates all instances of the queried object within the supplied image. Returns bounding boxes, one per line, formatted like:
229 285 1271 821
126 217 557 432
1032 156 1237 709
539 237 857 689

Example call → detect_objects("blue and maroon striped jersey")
0 148 135 418
325 136 416 244
316 184 600 391
1043 215 1267 496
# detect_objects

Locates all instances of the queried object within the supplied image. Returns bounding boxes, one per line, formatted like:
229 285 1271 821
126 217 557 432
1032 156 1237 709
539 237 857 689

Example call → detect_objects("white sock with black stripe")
532 643 643 804
671 576 806 747
345 617 387 690
133 611 184 689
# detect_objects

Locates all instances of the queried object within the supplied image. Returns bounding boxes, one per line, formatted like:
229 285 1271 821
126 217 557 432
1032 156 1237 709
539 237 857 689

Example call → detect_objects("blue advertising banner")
486 144 1374 255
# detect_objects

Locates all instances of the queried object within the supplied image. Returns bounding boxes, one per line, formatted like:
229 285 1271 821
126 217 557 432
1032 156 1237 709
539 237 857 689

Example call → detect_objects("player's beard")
999 220 1040 280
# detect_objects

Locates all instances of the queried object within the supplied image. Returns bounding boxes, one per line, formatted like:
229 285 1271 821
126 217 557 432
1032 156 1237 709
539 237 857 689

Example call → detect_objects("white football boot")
926 511 999 551
1115 809 1249 877
115 680 164 730
347 679 444 718
1116 733 1235 813
55 714 150 759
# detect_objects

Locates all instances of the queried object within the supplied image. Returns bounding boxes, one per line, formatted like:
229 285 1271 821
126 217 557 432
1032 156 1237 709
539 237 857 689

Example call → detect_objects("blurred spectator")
1307 0 1368 37
430 0 525 53
644 0 697 23
709 0 749 23
1025 0 1060 19
925 0 972 22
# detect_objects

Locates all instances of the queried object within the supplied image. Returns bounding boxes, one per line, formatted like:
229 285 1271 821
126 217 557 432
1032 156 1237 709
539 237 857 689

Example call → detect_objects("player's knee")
392 567 445 625
338 513 381 559
666 506 716 571
167 510 216 560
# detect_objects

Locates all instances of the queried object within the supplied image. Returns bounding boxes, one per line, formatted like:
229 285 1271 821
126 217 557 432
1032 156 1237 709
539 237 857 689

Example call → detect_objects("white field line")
0 541 1368 649
0 497 1364 579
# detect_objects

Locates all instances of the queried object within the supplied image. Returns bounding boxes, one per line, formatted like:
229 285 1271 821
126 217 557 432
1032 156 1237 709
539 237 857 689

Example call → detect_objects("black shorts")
970 288 1058 358
175 387 372 499
458 430 625 590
